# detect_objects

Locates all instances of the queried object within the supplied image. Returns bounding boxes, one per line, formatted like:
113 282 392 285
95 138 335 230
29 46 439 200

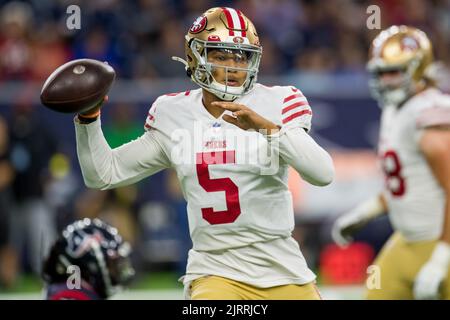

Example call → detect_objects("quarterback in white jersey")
74 7 334 300
332 26 450 299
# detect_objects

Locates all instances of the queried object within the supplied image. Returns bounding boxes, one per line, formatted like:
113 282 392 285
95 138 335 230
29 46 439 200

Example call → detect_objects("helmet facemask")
189 38 262 101
106 242 134 289
367 57 422 107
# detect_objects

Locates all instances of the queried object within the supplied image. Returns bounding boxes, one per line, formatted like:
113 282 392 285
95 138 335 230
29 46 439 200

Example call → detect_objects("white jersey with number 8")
378 88 450 242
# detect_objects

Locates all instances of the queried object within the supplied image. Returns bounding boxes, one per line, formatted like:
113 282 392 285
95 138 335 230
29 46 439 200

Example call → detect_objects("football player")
332 26 450 300
42 218 134 300
75 7 334 299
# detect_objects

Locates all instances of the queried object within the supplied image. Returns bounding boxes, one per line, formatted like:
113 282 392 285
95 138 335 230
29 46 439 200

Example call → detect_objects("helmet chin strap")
171 56 189 69
209 81 245 101
172 56 192 77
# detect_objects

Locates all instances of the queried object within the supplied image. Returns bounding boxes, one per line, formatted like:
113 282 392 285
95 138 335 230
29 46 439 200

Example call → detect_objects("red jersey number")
381 150 406 197
196 151 241 224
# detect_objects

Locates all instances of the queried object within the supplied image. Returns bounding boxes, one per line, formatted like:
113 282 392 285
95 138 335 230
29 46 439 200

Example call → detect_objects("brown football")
40 59 115 113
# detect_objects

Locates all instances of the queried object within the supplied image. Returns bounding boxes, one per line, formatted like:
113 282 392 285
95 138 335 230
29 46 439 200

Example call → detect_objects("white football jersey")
144 83 316 287
379 88 450 242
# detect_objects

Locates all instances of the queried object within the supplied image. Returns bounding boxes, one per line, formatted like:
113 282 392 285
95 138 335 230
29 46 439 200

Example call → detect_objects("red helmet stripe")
221 7 235 36
236 10 246 37
226 8 243 37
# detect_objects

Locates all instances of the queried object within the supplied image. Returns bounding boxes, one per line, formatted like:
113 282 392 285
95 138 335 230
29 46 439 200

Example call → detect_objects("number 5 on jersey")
196 151 242 225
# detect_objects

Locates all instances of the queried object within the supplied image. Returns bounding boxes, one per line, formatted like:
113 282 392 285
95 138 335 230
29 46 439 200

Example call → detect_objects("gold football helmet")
172 7 262 101
367 25 434 106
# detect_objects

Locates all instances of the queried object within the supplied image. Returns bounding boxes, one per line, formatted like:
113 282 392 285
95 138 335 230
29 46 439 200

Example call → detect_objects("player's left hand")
212 101 279 134
413 242 450 300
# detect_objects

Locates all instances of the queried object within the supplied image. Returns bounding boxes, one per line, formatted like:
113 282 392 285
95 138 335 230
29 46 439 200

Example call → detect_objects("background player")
74 7 334 300
42 218 134 300
332 26 450 300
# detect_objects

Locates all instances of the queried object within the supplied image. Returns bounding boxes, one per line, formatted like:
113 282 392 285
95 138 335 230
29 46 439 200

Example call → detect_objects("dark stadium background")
0 0 449 299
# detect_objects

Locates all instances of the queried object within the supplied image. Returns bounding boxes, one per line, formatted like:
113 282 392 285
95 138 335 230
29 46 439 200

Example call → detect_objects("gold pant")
190 275 321 300
366 232 450 299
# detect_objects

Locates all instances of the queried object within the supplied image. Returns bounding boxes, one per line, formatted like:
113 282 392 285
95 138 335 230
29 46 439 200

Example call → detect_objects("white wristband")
430 242 450 267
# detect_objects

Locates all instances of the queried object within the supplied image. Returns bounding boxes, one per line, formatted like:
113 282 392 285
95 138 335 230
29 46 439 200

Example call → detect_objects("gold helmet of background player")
367 25 434 106
172 7 262 101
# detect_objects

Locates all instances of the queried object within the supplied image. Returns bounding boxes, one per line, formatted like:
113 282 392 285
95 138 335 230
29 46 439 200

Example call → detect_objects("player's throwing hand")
213 101 279 134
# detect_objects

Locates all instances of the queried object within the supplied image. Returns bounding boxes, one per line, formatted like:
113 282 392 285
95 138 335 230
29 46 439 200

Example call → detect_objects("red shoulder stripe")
282 101 309 115
282 110 312 124
283 93 304 104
